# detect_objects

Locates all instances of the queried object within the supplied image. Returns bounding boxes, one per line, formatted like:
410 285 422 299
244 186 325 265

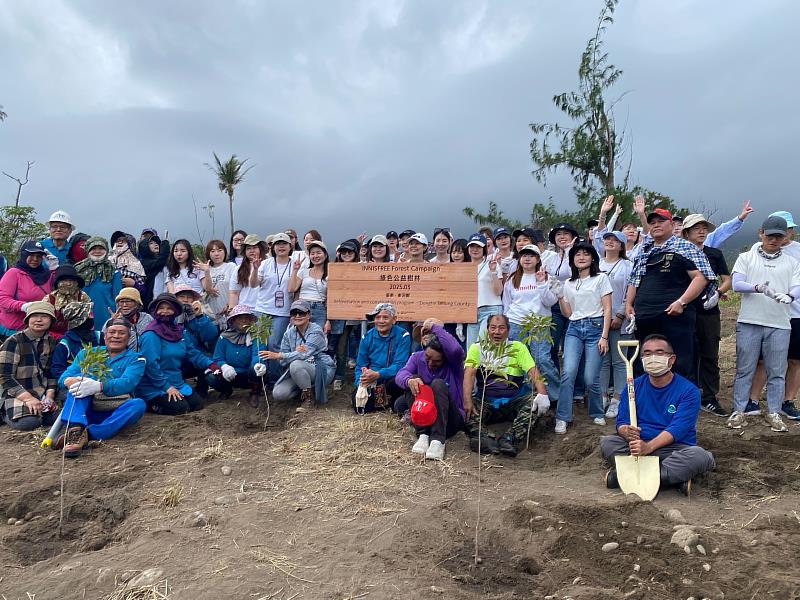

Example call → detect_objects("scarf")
110 245 145 278
142 314 184 343
221 326 252 346
73 319 96 344
14 252 50 286
75 237 116 285
49 283 90 312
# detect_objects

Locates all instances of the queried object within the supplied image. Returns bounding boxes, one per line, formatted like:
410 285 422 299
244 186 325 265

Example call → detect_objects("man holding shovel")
601 334 715 496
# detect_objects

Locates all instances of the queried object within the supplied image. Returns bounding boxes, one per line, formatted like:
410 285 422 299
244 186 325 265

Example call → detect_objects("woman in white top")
366 235 391 263
465 233 503 349
492 227 516 279
228 235 267 311
229 230 247 266
200 239 237 329
288 239 330 332
428 228 452 264
543 223 579 370
253 232 295 384
164 239 208 296
552 242 612 434
502 244 560 399
597 231 634 419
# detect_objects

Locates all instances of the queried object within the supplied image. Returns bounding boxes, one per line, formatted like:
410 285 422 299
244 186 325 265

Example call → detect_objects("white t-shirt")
164 266 205 294
428 255 450 264
733 245 800 329
600 258 633 316
476 258 503 307
502 274 558 323
256 257 293 316
563 273 613 321
291 250 310 270
296 267 327 302
544 251 572 282
205 262 237 322
229 272 260 309
780 241 800 319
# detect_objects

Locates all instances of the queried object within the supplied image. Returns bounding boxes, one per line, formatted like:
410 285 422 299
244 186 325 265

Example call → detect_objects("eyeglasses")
641 350 673 357
49 224 70 230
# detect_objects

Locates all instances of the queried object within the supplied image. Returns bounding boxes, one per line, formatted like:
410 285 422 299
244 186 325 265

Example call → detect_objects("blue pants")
60 393 146 441
508 322 560 401
307 301 327 329
556 317 604 422
259 313 290 384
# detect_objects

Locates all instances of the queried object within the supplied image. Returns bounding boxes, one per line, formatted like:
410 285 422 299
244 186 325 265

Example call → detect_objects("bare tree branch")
2 161 35 207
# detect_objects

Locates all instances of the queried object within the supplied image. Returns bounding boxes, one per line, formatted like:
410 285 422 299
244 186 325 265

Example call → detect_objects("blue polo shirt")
616 373 699 446
40 237 72 265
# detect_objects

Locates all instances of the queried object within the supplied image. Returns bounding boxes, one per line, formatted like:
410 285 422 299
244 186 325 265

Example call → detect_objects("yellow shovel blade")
615 455 660 501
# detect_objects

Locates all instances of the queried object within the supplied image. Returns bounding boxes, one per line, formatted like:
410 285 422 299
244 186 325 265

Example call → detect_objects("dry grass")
103 581 170 599
250 548 315 583
197 438 225 461
156 481 185 509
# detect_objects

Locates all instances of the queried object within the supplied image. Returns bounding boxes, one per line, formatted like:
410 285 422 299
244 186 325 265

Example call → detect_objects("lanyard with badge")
274 260 290 308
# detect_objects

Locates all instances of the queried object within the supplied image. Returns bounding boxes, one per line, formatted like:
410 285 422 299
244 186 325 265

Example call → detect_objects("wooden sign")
327 262 478 323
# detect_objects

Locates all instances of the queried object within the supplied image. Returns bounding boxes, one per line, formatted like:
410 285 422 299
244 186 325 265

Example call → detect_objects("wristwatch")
678 299 687 307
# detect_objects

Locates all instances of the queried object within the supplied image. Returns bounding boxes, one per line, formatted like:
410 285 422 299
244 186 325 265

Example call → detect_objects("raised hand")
600 195 615 214
633 195 645 215
739 200 753 221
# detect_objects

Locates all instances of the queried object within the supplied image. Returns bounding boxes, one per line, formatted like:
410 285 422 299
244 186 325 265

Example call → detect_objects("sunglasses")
289 310 309 317
433 227 451 237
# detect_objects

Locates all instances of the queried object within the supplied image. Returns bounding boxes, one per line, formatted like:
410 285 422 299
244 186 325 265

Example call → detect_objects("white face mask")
642 355 671 377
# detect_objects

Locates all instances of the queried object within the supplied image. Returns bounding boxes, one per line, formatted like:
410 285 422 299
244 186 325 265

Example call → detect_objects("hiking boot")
412 434 430 455
296 388 315 413
780 400 800 421
701 399 730 418
726 411 747 429
764 412 788 432
605 399 619 419
469 435 499 454
593 417 606 426
425 440 445 460
743 400 762 416
554 419 567 434
62 426 88 459
679 479 692 497
605 468 619 489
333 379 343 391
497 435 518 457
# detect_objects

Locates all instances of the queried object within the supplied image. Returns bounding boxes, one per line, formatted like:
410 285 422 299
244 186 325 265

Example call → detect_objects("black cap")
513 227 536 240
587 219 599 228
548 222 579 244
52 265 85 289
148 292 182 316
568 241 599 265
110 230 128 246
338 239 360 253
530 229 546 243
492 226 511 240
386 230 398 239
399 229 416 238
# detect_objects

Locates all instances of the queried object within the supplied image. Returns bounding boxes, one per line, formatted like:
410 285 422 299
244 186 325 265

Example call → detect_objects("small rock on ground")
671 528 699 549
601 542 619 552
127 568 164 588
220 465 232 476
666 508 686 524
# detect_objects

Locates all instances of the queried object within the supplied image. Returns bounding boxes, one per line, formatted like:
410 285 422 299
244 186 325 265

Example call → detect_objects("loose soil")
2 305 799 599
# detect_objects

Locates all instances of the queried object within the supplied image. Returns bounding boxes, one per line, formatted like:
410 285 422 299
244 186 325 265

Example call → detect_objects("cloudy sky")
0 0 795 246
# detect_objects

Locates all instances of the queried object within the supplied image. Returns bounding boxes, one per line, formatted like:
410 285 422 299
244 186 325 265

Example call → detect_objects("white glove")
221 364 237 381
767 291 793 304
702 291 719 310
623 314 636 335
754 281 770 294
21 302 32 313
534 393 550 416
253 363 267 377
69 378 102 398
549 278 564 299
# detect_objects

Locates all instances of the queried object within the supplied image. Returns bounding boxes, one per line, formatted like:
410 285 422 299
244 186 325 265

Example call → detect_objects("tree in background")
464 0 680 232
0 206 47 261
206 153 253 239
0 105 6 122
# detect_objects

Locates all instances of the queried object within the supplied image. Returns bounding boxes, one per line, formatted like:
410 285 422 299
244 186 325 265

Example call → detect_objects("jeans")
259 313 290 385
306 301 327 329
466 305 503 350
732 322 790 414
550 303 569 369
600 328 631 398
329 323 355 381
60 393 146 440
556 317 604 422
508 322 560 401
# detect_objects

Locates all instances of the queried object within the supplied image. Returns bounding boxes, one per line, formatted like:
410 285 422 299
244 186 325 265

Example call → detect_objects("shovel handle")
617 340 640 430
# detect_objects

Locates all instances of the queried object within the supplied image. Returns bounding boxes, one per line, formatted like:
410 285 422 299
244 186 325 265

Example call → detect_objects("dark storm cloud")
0 0 796 246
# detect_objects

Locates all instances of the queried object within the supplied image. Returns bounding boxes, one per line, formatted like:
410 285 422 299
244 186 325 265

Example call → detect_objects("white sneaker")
605 399 619 419
425 440 445 460
764 412 788 432
602 393 609 410
412 434 430 455
593 417 606 426
554 419 567 434
333 379 343 391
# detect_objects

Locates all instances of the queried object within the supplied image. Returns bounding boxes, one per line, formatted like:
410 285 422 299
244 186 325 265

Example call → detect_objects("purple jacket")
395 324 465 418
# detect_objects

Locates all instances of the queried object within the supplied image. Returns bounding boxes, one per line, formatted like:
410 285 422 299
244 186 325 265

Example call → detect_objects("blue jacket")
59 347 146 397
41 238 72 266
212 336 259 374
85 273 123 334
354 324 411 387
278 322 334 370
616 373 700 446
136 330 210 400
52 331 97 383
184 314 219 355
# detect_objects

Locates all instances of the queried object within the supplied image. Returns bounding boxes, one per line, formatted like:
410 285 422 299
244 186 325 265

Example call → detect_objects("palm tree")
0 105 7 122
206 153 254 236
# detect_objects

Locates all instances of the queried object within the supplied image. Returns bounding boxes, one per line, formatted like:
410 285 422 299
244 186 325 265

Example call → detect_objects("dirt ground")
2 306 799 600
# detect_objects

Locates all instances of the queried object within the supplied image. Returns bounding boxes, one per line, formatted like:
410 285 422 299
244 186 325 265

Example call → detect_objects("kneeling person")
57 317 147 458
463 314 550 457
601 334 715 495
395 319 466 460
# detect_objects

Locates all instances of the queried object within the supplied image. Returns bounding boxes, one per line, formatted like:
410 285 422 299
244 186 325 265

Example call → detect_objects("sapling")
247 314 273 428
519 313 554 449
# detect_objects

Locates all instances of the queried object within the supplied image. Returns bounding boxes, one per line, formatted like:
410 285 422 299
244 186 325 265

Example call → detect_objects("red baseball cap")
410 384 437 427
646 208 673 223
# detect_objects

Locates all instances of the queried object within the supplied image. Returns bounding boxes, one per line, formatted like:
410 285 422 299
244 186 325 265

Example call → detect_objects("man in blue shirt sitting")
601 334 715 496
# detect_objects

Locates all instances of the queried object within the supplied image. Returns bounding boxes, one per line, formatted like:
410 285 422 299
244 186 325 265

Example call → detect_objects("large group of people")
0 198 796 497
